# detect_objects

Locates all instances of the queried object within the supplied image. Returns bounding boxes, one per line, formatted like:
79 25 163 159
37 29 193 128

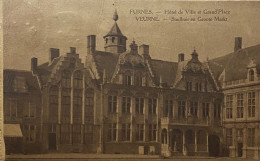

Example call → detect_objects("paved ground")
5 154 258 161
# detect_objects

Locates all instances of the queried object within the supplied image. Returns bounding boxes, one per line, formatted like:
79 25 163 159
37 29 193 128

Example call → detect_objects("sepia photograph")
0 0 260 161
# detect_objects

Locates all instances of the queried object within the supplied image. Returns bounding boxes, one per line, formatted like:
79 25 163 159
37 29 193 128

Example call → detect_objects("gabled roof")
92 51 119 80
104 22 126 38
209 44 260 82
3 69 40 93
149 59 178 86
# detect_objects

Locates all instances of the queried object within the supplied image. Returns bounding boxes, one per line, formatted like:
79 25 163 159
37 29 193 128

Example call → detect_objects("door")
237 143 243 157
208 135 220 157
48 133 56 150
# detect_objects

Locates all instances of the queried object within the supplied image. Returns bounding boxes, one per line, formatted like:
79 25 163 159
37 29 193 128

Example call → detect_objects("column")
183 131 186 155
116 96 121 142
206 132 209 152
130 97 135 142
243 128 247 158
195 130 197 152
58 86 62 124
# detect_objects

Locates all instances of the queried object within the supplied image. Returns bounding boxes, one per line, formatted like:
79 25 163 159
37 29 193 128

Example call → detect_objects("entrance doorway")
208 135 220 157
48 133 56 150
237 143 243 157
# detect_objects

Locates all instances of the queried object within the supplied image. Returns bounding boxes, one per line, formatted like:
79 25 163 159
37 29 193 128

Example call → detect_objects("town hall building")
3 10 260 160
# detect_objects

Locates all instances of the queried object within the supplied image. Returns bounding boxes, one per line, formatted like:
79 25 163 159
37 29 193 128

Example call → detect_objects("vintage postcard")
0 0 260 161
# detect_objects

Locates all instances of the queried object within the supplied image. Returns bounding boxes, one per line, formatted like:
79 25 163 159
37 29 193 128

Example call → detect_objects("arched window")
249 69 254 81
112 37 115 43
49 86 58 122
73 70 83 123
61 70 71 123
105 38 108 44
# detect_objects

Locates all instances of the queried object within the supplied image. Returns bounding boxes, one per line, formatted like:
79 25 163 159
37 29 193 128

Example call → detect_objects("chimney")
70 47 76 54
234 37 242 52
139 44 149 56
178 53 184 62
87 35 96 53
49 48 60 63
31 57 38 73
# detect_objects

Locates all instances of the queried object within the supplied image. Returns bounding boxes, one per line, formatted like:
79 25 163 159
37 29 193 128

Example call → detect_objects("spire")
113 9 118 21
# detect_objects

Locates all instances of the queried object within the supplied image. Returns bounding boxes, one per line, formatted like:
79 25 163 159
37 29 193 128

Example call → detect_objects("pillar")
206 132 209 152
242 128 247 158
183 131 186 155
195 130 197 152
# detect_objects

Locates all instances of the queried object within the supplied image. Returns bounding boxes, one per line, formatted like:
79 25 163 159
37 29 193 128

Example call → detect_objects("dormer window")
123 72 131 86
112 37 115 43
195 83 202 92
249 69 254 81
135 75 143 87
186 81 192 91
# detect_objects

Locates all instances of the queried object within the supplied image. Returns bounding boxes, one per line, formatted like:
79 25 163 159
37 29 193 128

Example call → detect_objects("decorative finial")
113 9 118 21
194 47 196 52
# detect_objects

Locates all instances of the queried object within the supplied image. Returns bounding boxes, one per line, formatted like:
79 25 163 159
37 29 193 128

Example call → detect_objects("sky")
3 0 260 70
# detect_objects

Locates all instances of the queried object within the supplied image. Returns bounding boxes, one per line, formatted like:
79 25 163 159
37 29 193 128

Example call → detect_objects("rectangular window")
186 82 192 91
178 101 186 118
237 93 243 118
236 128 243 140
107 123 117 141
190 102 198 117
85 89 94 124
73 90 82 123
122 96 131 114
135 76 142 86
61 124 70 144
248 92 255 118
123 75 131 86
136 124 144 141
108 96 117 113
226 95 233 119
61 95 71 123
248 128 255 147
214 103 221 118
135 98 144 114
23 125 36 143
195 83 202 92
121 123 131 141
164 99 173 117
148 124 157 141
148 98 157 115
226 128 232 146
202 103 209 118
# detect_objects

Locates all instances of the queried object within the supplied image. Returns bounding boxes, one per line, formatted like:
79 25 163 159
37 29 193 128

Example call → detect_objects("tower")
103 10 127 53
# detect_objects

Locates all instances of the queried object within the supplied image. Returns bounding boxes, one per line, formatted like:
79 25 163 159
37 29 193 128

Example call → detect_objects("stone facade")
2 10 260 160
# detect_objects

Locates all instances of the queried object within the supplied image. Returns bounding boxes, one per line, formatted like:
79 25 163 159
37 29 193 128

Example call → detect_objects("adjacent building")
208 39 260 159
2 10 260 160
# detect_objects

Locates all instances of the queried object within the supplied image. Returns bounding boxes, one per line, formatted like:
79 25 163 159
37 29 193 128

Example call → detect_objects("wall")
0 0 5 159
